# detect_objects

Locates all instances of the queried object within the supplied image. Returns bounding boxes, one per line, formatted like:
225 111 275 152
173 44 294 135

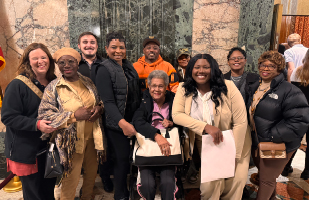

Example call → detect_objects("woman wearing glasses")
247 51 309 199
38 47 106 199
224 47 259 103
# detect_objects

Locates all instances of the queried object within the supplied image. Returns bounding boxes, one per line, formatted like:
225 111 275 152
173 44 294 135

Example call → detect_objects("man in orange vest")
133 36 179 93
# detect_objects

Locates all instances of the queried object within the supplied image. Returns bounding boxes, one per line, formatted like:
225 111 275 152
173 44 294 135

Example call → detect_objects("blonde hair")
296 49 309 86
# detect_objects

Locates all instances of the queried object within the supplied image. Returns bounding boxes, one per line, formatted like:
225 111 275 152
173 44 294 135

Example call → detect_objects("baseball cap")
143 36 160 48
176 48 190 59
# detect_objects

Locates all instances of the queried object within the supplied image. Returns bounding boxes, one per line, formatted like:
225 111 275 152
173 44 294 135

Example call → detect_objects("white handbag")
132 112 183 166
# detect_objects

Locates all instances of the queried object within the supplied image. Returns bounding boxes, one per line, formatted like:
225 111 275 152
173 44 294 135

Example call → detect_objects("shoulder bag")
133 112 183 166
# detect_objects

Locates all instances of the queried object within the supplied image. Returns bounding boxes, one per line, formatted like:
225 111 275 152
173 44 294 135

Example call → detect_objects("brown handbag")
258 142 286 158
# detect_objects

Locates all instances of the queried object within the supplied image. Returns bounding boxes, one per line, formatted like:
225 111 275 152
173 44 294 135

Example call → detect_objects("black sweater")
1 75 47 164
132 89 175 141
247 73 309 153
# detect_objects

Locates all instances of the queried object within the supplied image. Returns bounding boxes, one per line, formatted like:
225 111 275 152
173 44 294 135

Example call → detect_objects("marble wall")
191 0 241 73
67 0 193 65
238 0 275 72
0 0 70 91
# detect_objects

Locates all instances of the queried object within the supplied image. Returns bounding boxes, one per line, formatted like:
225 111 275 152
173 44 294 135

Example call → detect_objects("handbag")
132 112 183 166
258 142 286 158
44 143 63 178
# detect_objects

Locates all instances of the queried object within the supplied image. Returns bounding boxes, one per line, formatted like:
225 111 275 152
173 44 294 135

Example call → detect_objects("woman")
1 43 57 200
95 32 140 200
224 47 259 103
172 54 251 199
175 48 191 82
247 51 309 199
292 49 309 180
37 47 106 200
133 70 177 200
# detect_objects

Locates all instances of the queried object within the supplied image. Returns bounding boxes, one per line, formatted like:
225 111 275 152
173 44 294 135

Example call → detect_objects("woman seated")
37 47 106 200
133 70 177 200
172 54 251 200
247 51 309 199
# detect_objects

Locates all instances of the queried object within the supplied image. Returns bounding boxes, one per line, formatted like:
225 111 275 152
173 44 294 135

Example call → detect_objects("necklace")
251 82 270 114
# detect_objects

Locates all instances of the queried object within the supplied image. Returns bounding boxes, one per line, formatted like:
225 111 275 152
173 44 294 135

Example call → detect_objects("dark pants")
105 128 130 200
137 166 176 200
99 144 113 180
19 152 57 200
252 149 295 200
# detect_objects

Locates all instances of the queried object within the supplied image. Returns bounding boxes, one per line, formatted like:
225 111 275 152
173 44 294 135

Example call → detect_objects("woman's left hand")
88 106 103 122
161 119 173 128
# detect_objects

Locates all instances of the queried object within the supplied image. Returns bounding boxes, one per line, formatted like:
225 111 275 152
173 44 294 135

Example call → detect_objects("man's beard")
83 52 96 59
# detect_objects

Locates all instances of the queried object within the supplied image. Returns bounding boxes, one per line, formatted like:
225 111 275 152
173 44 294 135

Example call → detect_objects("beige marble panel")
0 0 70 92
192 0 240 73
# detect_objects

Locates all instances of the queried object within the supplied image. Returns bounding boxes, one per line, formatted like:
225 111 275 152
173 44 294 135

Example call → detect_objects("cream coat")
172 81 251 160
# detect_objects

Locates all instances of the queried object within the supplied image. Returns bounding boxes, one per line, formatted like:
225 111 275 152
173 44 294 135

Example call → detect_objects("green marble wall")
238 0 275 73
67 0 193 64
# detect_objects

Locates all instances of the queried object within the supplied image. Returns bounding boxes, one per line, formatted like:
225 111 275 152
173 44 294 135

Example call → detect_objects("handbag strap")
15 75 43 99
148 112 170 138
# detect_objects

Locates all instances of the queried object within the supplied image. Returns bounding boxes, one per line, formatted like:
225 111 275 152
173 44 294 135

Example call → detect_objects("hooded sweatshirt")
133 55 179 93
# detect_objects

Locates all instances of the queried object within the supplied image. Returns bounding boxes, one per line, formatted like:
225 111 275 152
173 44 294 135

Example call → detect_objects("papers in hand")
201 130 236 183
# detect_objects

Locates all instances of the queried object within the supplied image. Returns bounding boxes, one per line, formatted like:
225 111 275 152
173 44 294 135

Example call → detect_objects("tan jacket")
172 81 251 160
55 77 104 153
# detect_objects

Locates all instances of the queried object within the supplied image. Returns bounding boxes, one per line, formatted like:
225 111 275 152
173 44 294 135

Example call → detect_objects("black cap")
143 36 160 48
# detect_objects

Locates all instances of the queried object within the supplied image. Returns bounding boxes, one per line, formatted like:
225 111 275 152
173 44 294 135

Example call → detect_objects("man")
285 33 308 82
78 32 104 84
133 36 179 93
77 32 113 193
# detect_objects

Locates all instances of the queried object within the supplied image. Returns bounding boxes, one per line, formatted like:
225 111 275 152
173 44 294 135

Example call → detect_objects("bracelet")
37 120 41 131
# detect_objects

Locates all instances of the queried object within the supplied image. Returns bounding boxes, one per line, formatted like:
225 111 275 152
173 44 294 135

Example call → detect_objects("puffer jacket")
247 73 309 153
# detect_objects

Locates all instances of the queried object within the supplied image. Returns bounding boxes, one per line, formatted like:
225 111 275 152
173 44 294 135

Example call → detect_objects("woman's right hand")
154 133 172 156
39 120 57 133
74 107 93 121
204 124 223 145
118 119 136 137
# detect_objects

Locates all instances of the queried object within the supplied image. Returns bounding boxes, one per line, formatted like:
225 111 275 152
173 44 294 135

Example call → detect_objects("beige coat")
172 81 251 160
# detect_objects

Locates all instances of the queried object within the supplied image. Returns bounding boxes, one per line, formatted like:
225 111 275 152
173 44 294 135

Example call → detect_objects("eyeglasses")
57 60 77 67
149 84 165 90
258 64 277 70
228 57 245 61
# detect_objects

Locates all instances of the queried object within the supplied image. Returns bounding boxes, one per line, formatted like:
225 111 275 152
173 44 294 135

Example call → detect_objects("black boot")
102 177 114 193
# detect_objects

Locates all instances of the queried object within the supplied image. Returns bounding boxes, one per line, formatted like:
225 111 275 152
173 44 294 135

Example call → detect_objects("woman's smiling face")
192 59 211 87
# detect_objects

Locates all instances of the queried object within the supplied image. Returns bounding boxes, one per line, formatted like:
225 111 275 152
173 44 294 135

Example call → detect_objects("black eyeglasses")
57 60 77 67
228 57 245 61
258 64 277 70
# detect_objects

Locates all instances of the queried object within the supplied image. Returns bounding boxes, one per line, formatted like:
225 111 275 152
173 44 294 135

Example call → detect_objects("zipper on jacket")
120 65 128 116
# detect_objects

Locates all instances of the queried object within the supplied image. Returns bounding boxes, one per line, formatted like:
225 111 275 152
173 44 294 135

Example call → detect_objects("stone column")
238 0 275 72
191 0 241 73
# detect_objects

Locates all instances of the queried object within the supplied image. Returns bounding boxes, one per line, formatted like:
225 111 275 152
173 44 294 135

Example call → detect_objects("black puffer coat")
247 73 309 153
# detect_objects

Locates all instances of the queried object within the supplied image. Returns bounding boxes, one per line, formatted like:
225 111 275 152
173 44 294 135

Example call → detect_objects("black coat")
78 54 105 84
224 71 259 104
1 75 47 164
247 73 309 153
132 89 175 141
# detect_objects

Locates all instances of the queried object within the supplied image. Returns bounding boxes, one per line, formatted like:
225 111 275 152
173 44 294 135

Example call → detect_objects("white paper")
201 130 236 183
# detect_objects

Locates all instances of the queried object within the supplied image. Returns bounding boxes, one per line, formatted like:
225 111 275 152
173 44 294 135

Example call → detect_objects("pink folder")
201 130 236 183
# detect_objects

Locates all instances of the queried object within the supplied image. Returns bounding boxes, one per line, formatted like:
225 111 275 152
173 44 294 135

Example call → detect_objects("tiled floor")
0 149 307 200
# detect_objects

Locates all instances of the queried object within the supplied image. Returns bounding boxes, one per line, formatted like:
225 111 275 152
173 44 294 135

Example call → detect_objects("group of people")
1 30 309 200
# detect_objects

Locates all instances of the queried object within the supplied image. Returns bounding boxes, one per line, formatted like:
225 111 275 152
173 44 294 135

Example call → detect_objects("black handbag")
44 143 63 178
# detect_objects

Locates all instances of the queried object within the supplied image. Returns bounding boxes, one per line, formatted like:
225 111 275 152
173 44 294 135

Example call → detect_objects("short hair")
147 70 169 87
258 51 285 73
227 47 246 60
287 33 301 47
78 32 98 44
106 31 126 47
17 43 56 82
